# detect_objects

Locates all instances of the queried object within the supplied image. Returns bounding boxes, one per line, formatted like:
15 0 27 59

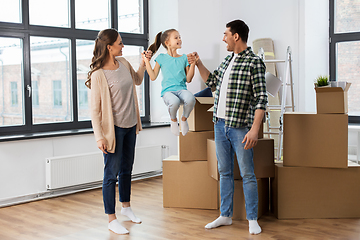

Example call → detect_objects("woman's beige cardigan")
90 57 143 153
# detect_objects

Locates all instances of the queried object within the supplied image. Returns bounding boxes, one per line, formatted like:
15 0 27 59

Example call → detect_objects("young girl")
142 29 196 136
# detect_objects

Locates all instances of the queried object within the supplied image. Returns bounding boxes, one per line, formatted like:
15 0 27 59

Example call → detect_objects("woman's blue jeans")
102 125 136 215
215 119 258 220
162 90 195 120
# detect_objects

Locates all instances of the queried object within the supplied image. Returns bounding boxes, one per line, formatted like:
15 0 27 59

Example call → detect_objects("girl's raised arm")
185 61 196 83
142 52 160 81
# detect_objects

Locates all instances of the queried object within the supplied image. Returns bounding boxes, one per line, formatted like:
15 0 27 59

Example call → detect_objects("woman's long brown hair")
85 29 119 89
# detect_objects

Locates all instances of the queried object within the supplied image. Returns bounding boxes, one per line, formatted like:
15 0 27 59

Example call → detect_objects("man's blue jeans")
215 119 258 220
102 125 136 214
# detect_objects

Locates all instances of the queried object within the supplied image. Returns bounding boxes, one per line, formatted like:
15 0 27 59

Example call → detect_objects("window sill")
0 122 170 142
348 123 360 131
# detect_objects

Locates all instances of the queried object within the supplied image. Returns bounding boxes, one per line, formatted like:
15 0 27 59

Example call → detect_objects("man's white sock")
180 120 189 136
205 216 232 229
121 207 142 223
249 220 262 235
170 121 179 136
108 219 129 235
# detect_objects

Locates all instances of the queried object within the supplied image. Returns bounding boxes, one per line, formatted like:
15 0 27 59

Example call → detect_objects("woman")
86 29 152 235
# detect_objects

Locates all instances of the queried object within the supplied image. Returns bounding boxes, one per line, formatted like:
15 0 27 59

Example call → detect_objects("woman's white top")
103 60 137 128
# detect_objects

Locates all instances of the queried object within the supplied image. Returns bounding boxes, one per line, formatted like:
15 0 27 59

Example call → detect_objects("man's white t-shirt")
216 55 237 119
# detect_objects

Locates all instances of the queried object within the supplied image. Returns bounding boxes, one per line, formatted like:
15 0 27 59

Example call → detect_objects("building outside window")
78 79 88 109
0 37 24 127
32 81 39 107
10 82 18 106
53 80 62 108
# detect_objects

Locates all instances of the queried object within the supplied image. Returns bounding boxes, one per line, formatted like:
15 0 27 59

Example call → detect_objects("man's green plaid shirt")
206 47 268 128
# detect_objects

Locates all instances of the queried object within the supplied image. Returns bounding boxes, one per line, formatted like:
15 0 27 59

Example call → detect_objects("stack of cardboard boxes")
163 97 276 220
272 83 360 219
163 97 218 209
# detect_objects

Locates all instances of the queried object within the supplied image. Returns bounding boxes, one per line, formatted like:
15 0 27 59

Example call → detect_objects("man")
188 19 267 235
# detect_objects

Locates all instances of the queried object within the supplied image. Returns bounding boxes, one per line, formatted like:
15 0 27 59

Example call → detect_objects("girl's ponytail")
148 31 162 54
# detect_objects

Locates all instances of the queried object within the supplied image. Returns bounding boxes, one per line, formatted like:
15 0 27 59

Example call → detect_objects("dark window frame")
0 0 150 137
329 0 360 123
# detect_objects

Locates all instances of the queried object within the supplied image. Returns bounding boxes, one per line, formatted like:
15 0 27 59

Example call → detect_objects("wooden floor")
1 177 360 240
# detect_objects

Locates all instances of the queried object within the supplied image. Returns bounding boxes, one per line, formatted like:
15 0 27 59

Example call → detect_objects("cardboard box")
253 138 275 178
179 97 214 132
315 82 351 114
232 178 269 220
179 131 214 161
283 112 348 168
163 155 218 209
207 138 275 181
272 163 360 219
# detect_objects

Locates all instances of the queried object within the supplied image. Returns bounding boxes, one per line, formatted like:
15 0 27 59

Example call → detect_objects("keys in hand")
141 50 153 62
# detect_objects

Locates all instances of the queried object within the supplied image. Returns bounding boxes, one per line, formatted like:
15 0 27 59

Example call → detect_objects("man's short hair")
226 20 249 43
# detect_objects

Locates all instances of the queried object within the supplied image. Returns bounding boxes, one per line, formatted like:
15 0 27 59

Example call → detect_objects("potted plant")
314 75 329 88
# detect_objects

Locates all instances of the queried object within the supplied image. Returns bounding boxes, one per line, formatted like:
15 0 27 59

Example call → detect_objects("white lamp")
265 72 282 97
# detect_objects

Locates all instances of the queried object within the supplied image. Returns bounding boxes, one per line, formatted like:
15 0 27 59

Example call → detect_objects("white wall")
301 0 329 112
150 0 330 120
0 127 178 202
149 0 179 123
178 0 223 94
175 0 328 114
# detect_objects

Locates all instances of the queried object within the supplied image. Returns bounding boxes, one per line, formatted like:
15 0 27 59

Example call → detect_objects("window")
76 39 93 121
330 0 360 123
122 45 146 117
31 37 72 124
29 0 70 28
0 1 21 23
0 37 24 127
75 0 111 30
0 0 149 137
118 0 143 34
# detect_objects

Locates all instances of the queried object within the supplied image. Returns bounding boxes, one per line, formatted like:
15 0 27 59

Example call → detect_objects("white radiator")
133 145 164 175
46 152 103 190
46 145 166 190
